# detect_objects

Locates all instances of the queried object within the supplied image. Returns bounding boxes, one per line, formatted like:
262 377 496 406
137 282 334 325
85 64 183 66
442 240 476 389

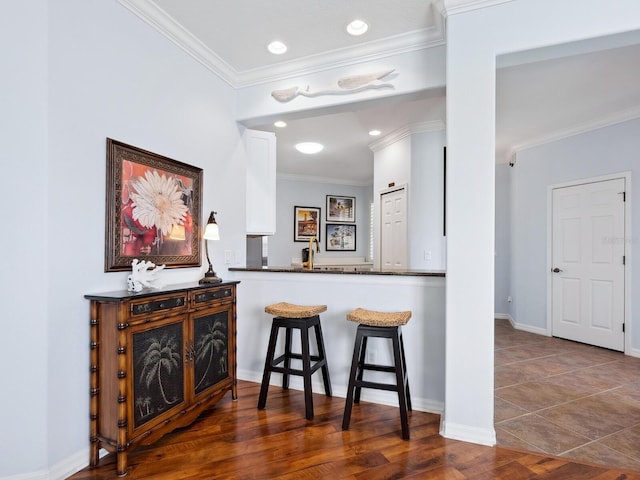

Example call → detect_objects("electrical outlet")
424 250 432 261
224 250 233 265
507 295 512 304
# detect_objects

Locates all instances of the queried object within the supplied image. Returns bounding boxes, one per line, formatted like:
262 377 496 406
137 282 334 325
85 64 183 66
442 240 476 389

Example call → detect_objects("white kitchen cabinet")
244 129 276 235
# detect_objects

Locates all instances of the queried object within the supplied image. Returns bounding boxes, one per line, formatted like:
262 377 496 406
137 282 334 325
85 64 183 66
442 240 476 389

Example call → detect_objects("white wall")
442 0 640 446
236 46 446 126
0 1 49 476
373 128 446 270
410 129 447 270
495 164 512 315
2 0 245 478
510 118 640 350
269 178 373 266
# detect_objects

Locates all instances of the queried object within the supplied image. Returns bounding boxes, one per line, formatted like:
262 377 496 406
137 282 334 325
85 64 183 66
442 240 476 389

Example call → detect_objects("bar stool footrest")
270 360 327 377
353 379 400 392
360 363 396 373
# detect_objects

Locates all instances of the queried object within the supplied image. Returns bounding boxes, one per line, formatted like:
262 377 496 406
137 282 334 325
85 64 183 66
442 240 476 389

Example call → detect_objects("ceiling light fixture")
267 40 287 55
274 121 287 128
346 19 368 36
368 129 381 136
295 142 324 154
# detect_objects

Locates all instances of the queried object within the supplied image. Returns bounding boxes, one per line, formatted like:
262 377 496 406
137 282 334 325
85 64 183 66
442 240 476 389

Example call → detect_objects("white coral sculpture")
127 259 166 292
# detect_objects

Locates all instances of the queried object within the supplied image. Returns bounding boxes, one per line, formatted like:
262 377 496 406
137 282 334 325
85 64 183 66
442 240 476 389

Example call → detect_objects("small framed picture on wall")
326 224 356 251
294 206 321 242
326 195 355 223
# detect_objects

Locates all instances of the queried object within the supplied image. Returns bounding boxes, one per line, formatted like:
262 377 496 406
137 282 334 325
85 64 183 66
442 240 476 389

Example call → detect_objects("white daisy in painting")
130 170 188 236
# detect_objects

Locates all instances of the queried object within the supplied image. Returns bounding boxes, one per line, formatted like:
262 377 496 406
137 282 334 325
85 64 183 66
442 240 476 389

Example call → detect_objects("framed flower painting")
105 139 203 272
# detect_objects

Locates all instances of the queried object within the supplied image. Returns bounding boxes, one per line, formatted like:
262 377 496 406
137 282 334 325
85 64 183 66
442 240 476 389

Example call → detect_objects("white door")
551 178 625 351
380 187 407 269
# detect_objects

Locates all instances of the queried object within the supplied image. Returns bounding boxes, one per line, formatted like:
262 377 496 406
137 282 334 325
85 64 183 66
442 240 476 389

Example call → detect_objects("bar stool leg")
354 334 368 404
258 322 279 410
342 327 365 431
314 321 332 397
399 328 412 411
301 323 314 420
393 327 410 440
283 326 292 389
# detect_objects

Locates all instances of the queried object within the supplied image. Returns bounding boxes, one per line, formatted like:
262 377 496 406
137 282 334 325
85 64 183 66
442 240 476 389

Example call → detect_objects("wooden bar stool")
258 302 332 420
342 308 412 440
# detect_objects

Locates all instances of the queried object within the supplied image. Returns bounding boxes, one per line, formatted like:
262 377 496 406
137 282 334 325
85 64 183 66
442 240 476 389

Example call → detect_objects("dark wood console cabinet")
85 281 239 476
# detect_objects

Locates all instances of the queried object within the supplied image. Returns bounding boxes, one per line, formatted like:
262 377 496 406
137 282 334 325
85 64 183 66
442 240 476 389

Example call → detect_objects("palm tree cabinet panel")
85 281 239 476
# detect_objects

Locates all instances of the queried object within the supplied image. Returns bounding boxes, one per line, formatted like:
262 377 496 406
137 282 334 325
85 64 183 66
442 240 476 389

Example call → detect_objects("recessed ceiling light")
346 19 368 36
274 121 287 128
267 40 287 55
295 142 324 154
368 129 381 136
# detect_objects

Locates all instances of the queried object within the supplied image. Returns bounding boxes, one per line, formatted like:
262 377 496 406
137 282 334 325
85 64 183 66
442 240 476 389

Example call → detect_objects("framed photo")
294 206 321 242
326 224 356 251
326 195 355 223
105 138 203 272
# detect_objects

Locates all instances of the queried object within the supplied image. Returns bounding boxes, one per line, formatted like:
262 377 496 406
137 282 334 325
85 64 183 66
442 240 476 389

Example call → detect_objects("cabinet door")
191 307 232 398
245 129 276 235
130 318 188 433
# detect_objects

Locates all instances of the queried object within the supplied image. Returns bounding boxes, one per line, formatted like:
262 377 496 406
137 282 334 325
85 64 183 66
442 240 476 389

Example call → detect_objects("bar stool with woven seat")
257 302 332 420
342 307 412 440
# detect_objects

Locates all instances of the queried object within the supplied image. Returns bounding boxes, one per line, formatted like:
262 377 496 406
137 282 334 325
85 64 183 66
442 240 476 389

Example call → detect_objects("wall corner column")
439 15 496 446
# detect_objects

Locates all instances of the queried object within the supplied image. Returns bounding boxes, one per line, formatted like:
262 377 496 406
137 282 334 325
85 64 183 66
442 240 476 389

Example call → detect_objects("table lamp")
199 210 222 284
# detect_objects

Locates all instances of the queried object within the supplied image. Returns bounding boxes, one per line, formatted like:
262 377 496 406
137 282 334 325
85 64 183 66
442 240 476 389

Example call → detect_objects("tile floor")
494 318 640 472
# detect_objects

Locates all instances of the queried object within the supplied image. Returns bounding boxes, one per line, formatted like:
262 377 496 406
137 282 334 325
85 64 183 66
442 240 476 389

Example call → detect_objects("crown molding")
511 106 640 157
369 120 445 152
277 173 372 187
235 27 444 88
434 0 512 17
118 0 445 88
117 0 237 86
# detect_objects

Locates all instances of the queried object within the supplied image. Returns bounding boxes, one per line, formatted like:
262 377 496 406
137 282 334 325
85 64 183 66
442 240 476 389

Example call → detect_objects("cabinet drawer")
130 294 187 317
192 287 233 307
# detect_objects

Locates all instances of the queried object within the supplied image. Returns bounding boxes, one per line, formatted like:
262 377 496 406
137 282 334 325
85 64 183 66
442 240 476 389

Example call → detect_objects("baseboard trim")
47 449 93 480
0 469 48 480
512 321 549 336
0 448 98 480
439 418 496 446
494 313 513 325
495 313 549 337
628 347 640 358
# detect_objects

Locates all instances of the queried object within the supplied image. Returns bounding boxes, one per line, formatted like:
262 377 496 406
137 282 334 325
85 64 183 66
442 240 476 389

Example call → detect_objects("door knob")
552 267 563 273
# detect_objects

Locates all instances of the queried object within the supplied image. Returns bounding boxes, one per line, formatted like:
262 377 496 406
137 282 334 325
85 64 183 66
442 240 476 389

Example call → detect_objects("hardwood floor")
69 381 640 479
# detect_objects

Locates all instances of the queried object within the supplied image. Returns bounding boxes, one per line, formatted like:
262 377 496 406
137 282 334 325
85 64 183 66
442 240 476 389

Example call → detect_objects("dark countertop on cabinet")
228 267 445 277
84 280 241 301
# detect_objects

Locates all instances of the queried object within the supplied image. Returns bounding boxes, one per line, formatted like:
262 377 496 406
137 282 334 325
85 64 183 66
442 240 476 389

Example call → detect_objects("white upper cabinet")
244 129 276 235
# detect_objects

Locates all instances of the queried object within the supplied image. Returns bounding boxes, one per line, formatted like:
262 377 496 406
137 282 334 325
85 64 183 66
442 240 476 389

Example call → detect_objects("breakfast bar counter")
226 267 446 415
229 266 445 277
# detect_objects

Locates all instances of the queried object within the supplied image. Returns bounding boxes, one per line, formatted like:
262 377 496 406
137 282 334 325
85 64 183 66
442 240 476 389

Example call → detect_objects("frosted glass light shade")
203 222 220 240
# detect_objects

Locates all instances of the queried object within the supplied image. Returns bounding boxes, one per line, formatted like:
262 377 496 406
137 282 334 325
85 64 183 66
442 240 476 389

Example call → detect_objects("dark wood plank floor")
69 381 640 479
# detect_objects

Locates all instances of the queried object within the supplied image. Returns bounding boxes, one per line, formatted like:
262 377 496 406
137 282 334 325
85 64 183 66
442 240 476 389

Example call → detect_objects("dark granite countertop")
228 266 445 277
